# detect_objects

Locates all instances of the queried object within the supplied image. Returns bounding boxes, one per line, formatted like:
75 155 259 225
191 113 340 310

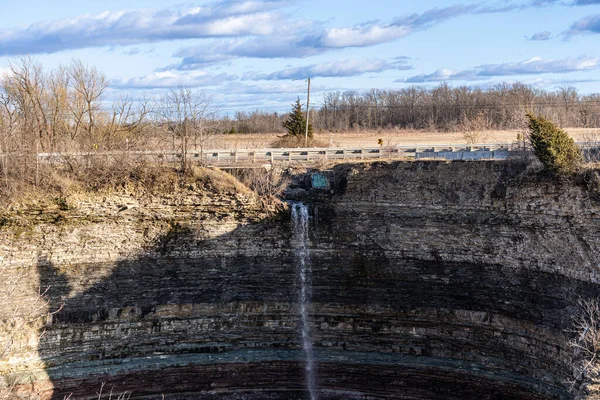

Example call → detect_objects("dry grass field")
214 128 600 150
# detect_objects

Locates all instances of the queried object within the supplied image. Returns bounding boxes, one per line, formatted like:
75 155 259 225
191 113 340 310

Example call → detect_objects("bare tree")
4 57 48 151
0 90 19 188
68 60 108 149
0 60 43 190
46 66 71 150
99 96 152 150
461 111 490 144
158 86 217 171
569 298 600 395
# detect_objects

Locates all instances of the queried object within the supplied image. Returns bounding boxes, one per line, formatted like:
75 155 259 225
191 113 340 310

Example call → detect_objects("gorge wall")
1 161 600 399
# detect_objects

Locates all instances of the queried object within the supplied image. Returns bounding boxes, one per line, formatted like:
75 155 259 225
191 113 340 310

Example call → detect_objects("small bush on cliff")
527 112 582 175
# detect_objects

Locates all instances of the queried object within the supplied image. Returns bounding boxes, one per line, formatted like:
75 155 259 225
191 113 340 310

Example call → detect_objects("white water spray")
291 202 317 400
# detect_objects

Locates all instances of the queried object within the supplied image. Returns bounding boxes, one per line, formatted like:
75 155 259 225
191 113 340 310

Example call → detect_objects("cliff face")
1 161 599 399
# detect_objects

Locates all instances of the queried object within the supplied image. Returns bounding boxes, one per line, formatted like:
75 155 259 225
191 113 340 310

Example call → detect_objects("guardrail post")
270 152 274 163
360 149 364 160
288 151 292 162
324 150 328 160
342 149 346 159
234 151 238 162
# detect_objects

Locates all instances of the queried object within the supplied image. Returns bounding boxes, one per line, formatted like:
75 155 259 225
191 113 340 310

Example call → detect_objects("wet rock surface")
2 161 600 399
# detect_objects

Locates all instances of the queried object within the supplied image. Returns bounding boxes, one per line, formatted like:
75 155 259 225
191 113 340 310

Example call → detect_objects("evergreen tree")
527 112 582 175
282 98 313 139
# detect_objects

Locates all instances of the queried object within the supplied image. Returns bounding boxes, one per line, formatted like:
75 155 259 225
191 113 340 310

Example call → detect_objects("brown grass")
0 161 256 211
268 135 329 148
216 128 600 150
189 166 253 196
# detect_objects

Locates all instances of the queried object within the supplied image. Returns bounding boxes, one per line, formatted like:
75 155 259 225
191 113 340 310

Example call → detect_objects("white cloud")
404 56 600 82
166 2 556 69
0 2 289 56
318 25 412 48
0 0 570 61
243 57 412 80
111 71 238 89
313 4 478 49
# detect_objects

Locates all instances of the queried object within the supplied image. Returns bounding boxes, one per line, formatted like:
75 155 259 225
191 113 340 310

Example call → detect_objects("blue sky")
1 0 600 112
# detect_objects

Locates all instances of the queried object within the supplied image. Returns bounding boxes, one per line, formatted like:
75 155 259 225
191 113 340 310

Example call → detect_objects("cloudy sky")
1 0 599 112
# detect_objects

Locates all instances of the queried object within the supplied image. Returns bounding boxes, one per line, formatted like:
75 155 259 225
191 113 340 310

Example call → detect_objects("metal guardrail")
34 143 513 165
23 141 600 165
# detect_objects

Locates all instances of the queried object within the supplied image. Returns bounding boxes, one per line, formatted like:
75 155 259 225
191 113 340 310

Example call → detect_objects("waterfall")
291 202 317 400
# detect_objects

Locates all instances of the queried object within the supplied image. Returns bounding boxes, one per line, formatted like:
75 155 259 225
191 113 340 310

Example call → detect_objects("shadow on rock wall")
36 217 315 399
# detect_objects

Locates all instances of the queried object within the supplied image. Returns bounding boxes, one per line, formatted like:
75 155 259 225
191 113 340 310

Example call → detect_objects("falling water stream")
291 202 318 400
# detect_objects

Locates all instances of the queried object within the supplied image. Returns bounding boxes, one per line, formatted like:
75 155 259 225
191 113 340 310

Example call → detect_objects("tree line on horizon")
313 84 600 132
2 58 600 157
224 84 600 134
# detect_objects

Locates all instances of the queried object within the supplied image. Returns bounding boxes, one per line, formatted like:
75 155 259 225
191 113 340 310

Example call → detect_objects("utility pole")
305 77 311 148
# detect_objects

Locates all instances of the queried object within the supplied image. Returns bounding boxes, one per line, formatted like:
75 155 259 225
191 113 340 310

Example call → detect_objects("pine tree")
282 98 313 139
527 112 582 174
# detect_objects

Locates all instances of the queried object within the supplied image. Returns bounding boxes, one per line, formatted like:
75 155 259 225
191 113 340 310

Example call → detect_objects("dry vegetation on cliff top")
0 162 279 213
2 148 600 215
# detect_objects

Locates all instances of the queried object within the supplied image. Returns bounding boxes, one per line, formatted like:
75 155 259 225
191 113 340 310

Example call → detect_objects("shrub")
269 135 327 148
461 111 489 144
282 98 313 139
527 112 582 174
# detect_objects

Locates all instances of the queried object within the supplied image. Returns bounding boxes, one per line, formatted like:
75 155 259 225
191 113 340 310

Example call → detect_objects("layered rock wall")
1 161 599 399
